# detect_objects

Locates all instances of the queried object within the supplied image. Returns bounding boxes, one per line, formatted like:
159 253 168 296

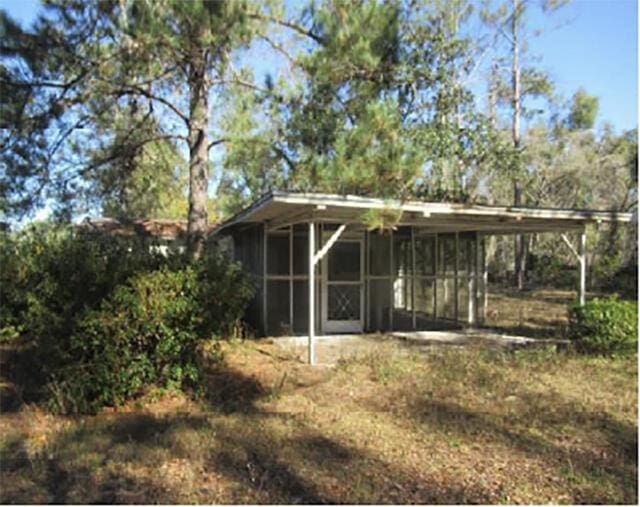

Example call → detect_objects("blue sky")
525 0 637 132
2 0 637 132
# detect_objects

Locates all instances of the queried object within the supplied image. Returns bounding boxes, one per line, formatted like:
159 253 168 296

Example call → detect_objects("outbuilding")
214 192 633 363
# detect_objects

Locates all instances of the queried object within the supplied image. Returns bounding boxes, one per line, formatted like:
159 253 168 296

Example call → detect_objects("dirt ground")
0 289 637 504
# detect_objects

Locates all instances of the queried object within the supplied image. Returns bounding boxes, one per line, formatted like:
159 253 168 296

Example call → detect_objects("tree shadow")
0 365 507 504
394 389 637 504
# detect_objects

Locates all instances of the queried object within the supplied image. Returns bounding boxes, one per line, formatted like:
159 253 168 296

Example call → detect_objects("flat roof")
214 191 634 235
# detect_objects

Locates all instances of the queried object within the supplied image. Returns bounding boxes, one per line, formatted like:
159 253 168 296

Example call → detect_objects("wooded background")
1 0 636 290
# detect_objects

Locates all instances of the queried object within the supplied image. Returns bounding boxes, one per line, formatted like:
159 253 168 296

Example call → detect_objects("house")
76 217 217 254
214 192 633 363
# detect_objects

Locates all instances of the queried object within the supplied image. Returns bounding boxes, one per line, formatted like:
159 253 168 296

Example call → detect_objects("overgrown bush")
568 297 638 356
1 224 173 345
1 223 254 413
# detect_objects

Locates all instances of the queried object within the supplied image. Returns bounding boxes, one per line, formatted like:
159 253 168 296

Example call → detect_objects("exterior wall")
366 228 486 332
228 223 264 335
262 224 321 337
230 222 487 337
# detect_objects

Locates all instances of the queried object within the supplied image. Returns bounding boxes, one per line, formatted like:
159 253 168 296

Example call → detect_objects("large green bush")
0 224 254 413
568 297 638 356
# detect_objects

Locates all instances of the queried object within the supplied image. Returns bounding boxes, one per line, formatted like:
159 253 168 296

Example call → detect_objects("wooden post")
468 238 474 326
482 237 488 323
365 230 370 331
434 234 439 320
411 227 416 330
579 231 586 306
389 231 394 331
289 226 293 333
309 221 316 365
263 225 268 335
454 233 459 323
474 233 481 325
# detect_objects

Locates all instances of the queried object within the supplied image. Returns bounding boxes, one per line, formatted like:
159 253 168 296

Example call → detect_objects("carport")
214 192 632 364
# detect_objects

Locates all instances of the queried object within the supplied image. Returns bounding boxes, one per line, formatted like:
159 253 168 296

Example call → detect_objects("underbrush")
0 224 254 414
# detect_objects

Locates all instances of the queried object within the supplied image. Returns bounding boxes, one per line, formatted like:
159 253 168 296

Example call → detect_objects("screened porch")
234 223 487 337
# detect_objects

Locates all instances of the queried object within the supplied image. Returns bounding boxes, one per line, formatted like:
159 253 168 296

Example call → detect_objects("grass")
0 290 637 504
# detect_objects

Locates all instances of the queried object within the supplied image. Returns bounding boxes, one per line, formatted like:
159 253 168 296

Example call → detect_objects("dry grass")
0 290 637 504
485 288 576 338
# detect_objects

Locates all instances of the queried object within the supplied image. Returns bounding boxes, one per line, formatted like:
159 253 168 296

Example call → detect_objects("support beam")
474 233 481 325
454 233 459 323
289 226 293 333
262 225 268 335
467 236 474 326
561 231 587 306
579 231 586 306
266 209 313 232
309 222 316 365
434 234 439 319
411 226 416 329
389 231 394 331
560 233 580 260
313 224 346 264
482 237 488 323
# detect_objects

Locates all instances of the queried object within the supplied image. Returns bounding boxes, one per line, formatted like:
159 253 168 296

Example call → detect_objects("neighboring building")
76 217 218 254
213 192 633 351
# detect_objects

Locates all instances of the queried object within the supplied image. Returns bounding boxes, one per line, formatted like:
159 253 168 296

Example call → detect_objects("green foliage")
568 298 638 356
568 89 599 131
90 105 190 220
0 224 254 414
361 206 403 231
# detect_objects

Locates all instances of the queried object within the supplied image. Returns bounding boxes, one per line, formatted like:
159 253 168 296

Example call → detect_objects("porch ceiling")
214 191 633 235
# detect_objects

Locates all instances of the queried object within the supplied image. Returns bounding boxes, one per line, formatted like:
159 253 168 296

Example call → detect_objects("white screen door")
321 236 364 333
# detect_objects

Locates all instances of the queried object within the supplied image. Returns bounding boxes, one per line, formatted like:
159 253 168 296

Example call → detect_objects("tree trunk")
511 0 526 290
186 55 209 260
488 62 499 129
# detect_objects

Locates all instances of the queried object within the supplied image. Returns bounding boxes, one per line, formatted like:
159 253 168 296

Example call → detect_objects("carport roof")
214 191 634 235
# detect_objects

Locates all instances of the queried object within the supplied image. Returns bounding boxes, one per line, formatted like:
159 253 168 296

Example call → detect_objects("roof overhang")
213 192 634 235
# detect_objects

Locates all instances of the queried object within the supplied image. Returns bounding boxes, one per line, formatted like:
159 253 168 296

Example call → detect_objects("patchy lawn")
1 290 637 504
485 288 577 338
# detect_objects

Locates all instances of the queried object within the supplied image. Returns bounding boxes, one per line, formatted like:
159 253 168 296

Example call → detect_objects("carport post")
579 231 586 306
309 221 316 365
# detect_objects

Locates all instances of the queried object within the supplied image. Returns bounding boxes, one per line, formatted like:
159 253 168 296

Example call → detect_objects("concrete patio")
272 329 568 365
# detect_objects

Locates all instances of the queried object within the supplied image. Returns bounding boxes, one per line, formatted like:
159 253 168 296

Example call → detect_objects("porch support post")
561 231 587 306
289 226 293 332
473 233 481 325
309 221 316 365
468 237 474 326
365 230 370 331
262 225 268 335
389 231 394 331
454 233 459 323
411 226 416 330
434 234 439 319
579 230 586 306
482 237 488 322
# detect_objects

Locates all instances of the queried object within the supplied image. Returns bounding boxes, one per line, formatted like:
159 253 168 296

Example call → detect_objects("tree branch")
249 13 324 44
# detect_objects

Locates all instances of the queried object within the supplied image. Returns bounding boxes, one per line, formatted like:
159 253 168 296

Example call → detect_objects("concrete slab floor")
270 329 568 365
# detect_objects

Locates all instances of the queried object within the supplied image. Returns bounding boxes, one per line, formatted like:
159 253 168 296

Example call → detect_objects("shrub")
1 224 255 413
568 298 638 356
47 267 203 413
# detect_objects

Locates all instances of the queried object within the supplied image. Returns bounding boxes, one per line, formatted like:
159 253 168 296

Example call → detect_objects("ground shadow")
392 388 638 504
0 365 507 504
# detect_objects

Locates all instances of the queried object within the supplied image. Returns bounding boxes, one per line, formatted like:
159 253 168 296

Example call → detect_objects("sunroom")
213 192 632 363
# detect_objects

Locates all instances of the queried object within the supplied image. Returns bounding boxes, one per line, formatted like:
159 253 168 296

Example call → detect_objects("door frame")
321 232 365 334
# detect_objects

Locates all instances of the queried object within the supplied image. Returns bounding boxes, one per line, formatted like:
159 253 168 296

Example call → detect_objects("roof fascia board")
271 193 631 222
212 191 633 235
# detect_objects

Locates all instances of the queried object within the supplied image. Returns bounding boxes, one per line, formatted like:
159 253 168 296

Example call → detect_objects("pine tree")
0 0 273 258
